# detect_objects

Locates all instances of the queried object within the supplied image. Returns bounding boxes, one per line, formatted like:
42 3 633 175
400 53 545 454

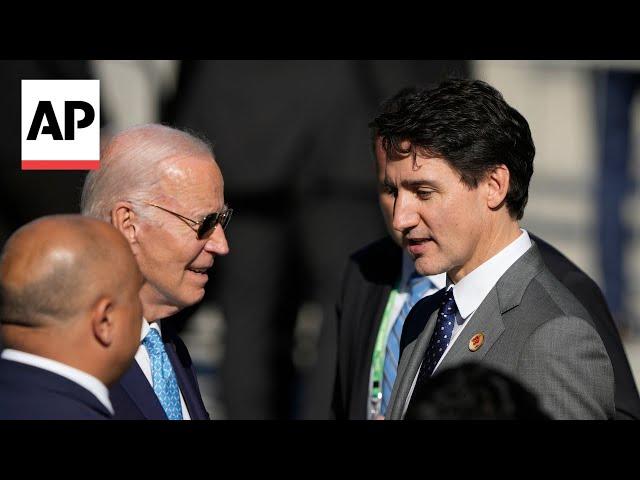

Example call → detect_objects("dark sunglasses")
144 202 233 239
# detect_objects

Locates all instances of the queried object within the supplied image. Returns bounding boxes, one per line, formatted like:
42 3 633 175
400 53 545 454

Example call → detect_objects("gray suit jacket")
387 244 615 420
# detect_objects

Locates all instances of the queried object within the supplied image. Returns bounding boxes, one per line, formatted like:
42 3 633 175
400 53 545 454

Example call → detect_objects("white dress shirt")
1 348 114 414
403 229 533 416
136 319 191 420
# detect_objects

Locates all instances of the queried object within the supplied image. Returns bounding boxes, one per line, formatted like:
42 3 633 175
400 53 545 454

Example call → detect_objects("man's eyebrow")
197 203 229 219
401 178 437 189
382 177 396 187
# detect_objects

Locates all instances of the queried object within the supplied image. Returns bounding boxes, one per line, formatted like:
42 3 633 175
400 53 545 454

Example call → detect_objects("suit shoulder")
350 236 399 264
498 270 615 419
0 374 109 420
348 237 402 283
516 269 599 335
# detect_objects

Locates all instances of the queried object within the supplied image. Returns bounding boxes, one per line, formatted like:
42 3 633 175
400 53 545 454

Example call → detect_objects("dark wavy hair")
369 79 535 220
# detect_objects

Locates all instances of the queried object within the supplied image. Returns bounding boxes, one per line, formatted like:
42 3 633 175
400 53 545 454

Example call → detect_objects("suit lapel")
390 243 546 419
436 288 505 372
436 245 546 371
389 305 439 419
119 361 168 420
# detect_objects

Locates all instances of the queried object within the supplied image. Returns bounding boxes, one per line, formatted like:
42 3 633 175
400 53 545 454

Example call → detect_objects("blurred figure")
165 60 468 419
377 80 614 419
81 124 231 420
331 87 639 420
0 215 143 420
404 362 549 420
594 68 640 336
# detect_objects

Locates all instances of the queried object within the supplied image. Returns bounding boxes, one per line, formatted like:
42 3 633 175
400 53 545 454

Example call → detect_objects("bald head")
0 215 138 328
81 124 217 222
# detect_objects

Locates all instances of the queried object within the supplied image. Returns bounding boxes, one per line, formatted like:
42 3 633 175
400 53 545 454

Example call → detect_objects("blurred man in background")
594 67 640 337
0 215 143 420
82 124 230 420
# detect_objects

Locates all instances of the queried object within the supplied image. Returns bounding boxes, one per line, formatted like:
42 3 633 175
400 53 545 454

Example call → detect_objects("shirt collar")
450 229 532 319
140 317 161 342
0 349 114 415
400 248 447 292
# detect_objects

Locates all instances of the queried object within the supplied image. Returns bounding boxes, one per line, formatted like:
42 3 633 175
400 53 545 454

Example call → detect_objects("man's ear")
92 297 114 348
486 165 510 210
111 202 138 246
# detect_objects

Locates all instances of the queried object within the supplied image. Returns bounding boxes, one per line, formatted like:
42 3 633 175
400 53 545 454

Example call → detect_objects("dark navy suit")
0 359 111 420
110 322 210 420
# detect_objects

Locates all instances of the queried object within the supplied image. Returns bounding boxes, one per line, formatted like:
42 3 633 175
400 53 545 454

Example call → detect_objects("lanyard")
369 285 400 417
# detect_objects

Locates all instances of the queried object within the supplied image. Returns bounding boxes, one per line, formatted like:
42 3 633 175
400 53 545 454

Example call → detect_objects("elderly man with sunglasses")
81 124 231 420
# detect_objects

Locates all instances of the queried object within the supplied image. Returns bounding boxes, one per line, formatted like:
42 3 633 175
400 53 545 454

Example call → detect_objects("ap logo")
21 80 100 170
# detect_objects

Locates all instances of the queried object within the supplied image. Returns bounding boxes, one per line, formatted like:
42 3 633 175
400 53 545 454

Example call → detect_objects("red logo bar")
22 160 100 170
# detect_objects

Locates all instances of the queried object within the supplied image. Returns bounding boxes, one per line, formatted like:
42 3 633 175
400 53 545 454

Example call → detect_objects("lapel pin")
469 332 485 352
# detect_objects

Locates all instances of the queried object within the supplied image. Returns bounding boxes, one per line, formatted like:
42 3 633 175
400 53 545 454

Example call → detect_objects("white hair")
81 124 214 221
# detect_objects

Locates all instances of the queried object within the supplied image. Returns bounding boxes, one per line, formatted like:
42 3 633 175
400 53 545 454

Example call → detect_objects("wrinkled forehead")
155 155 225 213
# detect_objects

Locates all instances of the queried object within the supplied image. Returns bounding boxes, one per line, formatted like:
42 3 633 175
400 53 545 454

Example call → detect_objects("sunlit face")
134 155 230 313
383 142 489 279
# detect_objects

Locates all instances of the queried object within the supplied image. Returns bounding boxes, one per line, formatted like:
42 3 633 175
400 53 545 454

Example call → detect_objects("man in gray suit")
372 80 615 420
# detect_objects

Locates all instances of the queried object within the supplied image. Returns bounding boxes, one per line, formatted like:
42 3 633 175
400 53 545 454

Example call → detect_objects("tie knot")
142 327 164 355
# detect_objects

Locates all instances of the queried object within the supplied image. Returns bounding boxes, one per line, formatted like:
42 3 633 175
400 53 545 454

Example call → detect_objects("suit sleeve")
517 316 615 419
329 259 355 420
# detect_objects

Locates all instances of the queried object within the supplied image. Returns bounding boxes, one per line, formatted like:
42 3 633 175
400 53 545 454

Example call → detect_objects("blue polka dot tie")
416 287 458 385
142 328 183 420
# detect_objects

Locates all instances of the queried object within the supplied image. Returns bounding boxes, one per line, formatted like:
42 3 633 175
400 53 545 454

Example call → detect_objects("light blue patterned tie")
142 328 183 420
380 271 434 416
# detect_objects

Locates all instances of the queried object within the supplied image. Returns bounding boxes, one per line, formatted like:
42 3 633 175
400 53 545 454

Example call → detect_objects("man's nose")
204 225 230 256
392 191 420 234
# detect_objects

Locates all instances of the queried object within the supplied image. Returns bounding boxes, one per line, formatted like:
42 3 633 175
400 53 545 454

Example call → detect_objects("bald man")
0 215 143 420
82 124 230 420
